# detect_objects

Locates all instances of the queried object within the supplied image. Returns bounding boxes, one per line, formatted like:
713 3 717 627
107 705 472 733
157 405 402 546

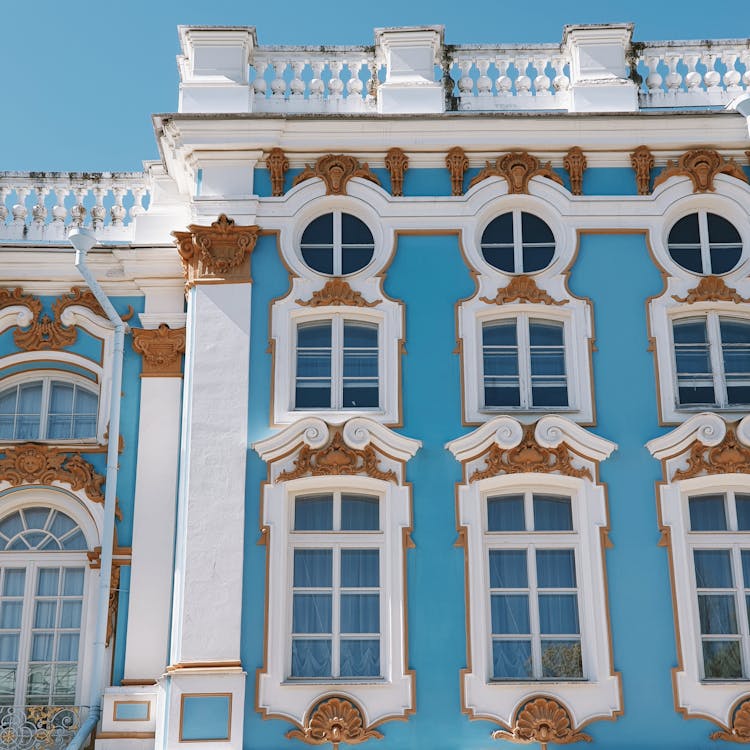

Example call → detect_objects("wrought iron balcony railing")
0 705 88 750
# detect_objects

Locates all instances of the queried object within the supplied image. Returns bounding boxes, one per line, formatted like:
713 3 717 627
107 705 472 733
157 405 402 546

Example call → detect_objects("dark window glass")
668 214 702 273
673 319 715 405
737 495 750 530
668 212 743 275
481 212 555 273
300 213 374 275
721 318 750 405
529 320 567 407
483 321 520 407
341 495 379 531
487 495 525 531
688 495 727 531
294 494 334 530
533 495 573 531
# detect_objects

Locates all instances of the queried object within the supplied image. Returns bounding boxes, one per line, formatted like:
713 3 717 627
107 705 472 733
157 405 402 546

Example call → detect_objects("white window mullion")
512 210 523 273
528 545 542 679
732 544 750 678
333 211 343 276
39 379 51 440
332 318 343 410
517 316 531 408
332 546 341 678
15 562 36 705
698 211 711 274
728 491 739 532
707 313 726 407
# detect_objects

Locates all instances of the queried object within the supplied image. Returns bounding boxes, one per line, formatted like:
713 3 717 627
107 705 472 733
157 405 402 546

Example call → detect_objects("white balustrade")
635 41 750 106
0 173 149 242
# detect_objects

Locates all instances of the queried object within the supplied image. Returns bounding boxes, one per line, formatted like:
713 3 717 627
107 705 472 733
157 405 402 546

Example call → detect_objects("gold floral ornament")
468 151 564 194
562 147 587 196
172 214 261 289
630 145 654 196
292 154 381 195
480 276 567 306
653 148 748 193
673 425 750 481
492 697 592 748
131 324 187 377
470 423 591 483
446 146 469 196
296 279 382 308
0 443 105 503
278 429 396 483
384 147 409 197
0 705 81 750
672 276 749 305
0 286 42 316
267 147 289 197
287 696 383 748
711 696 750 742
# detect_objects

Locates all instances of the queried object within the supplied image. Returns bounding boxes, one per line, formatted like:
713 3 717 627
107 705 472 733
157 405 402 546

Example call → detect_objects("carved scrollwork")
384 148 409 197
492 697 592 748
292 154 381 195
711 697 750 742
287 696 383 748
0 704 82 750
470 424 591 483
267 147 289 197
468 151 564 194
653 148 748 193
172 214 260 288
562 147 587 196
671 276 748 304
278 430 396 483
0 286 42 316
0 443 105 503
480 276 567 306
630 145 654 196
131 324 186 376
446 146 469 196
296 279 381 308
673 425 750 481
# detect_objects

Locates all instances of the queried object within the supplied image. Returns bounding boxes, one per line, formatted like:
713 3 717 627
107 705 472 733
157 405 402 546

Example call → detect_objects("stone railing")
0 705 87 749
0 172 149 243
634 40 750 106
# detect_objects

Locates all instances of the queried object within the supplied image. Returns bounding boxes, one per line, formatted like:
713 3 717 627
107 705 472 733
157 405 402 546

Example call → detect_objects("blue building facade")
2 21 750 750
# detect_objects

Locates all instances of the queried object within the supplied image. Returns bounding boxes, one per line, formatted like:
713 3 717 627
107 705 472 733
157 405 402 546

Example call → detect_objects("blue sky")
0 0 742 172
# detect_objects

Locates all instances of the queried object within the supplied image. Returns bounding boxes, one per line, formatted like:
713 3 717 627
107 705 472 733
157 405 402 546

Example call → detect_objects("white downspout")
66 228 125 750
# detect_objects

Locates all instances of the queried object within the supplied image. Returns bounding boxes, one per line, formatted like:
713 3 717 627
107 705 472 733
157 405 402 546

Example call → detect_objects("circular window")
481 211 556 274
668 212 743 275
300 212 375 276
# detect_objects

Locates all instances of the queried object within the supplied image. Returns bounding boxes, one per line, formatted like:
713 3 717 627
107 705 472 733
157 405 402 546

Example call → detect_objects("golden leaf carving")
172 214 260 288
672 276 748 304
287 696 383 748
106 564 121 648
0 286 42 317
480 276 567 306
673 426 750 481
653 148 748 193
296 279 381 308
492 697 592 748
292 154 381 195
446 146 469 196
131 324 186 376
711 697 750 742
0 443 105 503
267 147 289 197
278 430 396 483
470 424 591 483
630 145 654 195
468 151 564 194
562 147 587 196
384 148 409 197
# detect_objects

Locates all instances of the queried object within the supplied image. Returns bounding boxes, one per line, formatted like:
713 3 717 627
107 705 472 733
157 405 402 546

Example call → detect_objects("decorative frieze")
468 152 563 194
653 148 748 193
384 147 409 197
446 146 469 196
673 425 750 481
479 276 567 306
172 214 260 288
295 279 381 308
292 154 380 195
492 696 591 748
266 147 289 197
287 696 382 748
562 147 587 196
131 324 186 377
630 145 654 195
671 276 749 305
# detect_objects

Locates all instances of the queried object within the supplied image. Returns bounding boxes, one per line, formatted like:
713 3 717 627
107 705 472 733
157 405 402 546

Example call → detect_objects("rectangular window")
486 492 582 680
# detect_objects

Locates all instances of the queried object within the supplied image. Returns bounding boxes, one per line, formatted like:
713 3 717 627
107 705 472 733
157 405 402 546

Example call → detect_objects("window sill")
283 677 387 686
488 677 588 684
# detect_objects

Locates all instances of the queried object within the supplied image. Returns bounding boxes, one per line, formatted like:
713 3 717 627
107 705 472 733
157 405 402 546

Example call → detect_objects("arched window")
0 377 98 441
0 506 89 706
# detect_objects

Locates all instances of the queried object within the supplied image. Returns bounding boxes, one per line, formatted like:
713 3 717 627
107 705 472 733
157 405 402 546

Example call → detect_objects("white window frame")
480 209 557 275
667 210 744 277
0 373 100 443
299 210 376 277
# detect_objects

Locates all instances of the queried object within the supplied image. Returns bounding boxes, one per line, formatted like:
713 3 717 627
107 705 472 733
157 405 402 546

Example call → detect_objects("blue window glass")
482 320 520 407
673 319 715 406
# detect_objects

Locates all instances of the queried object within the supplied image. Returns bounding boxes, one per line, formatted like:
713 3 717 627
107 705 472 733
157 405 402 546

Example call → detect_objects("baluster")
130 187 147 221
684 54 702 94
271 61 287 98
457 59 474 98
309 62 325 99
49 188 69 239
645 55 664 95
551 56 570 93
0 187 10 228
110 187 126 227
31 186 48 230
476 59 492 96
347 61 364 99
91 187 106 230
289 61 305 98
328 61 344 99
723 53 741 93
70 187 87 227
741 51 750 91
665 55 683 95
11 187 30 229
495 59 512 96
703 52 720 91
533 57 552 97
515 57 532 96
252 60 269 97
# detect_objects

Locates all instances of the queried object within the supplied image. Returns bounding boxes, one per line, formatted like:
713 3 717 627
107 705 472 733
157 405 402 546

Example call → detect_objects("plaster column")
160 214 259 750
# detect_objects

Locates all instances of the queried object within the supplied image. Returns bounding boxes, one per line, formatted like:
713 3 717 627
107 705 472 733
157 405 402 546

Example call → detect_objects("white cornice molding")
446 414 616 464
646 412 729 460
253 416 421 464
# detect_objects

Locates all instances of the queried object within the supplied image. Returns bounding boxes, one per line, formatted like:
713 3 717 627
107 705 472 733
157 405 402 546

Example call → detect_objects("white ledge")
646 412 731 460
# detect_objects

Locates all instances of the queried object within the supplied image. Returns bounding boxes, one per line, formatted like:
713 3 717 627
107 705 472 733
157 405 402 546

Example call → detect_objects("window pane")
742 551 750 587
694 550 733 588
689 495 727 531
721 319 750 405
293 550 332 588
341 495 379 531
31 633 54 661
739 496 750 531
0 602 22 629
0 387 16 415
698 594 738 634
301 247 334 274
341 550 379 588
52 665 77 705
536 550 576 588
0 635 19 662
492 640 532 679
298 321 332 348
541 640 583 678
49 382 74 414
340 639 379 677
344 321 377 349
34 601 57 629
533 495 572 531
302 214 334 245
25 664 51 701
539 594 580 634
521 214 556 272
483 320 520 407
668 214 702 273
703 640 742 679
674 319 715 405
2 569 25 597
301 214 334 274
47 415 73 440
18 382 42 414
489 550 527 588
294 495 333 531
341 248 374 275
341 213 374 246
708 214 742 274
343 322 379 408
523 246 555 274
481 213 515 272
291 639 331 677
491 594 529 634
37 568 59 596
0 668 16 704
57 634 80 662
60 601 82 629
529 320 567 407
74 388 98 414
487 495 525 532
292 594 332 633
296 321 332 408
340 593 379 633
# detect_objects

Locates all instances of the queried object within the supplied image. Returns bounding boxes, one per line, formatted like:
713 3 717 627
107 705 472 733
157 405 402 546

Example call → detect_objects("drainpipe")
66 228 125 750
727 93 750 137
